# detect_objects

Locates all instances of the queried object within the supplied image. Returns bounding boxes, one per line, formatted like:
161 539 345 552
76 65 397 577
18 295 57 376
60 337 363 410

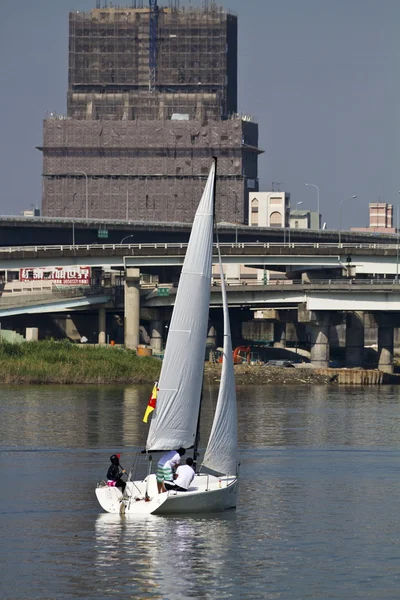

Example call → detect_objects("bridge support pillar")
377 315 394 374
309 312 330 368
345 311 364 367
150 319 163 353
274 322 286 347
124 268 140 350
206 324 217 349
206 323 217 361
98 307 106 345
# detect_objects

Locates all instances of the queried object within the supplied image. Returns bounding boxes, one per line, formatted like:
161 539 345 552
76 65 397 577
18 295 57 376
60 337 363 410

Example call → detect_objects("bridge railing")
1 241 400 253
221 278 400 287
0 285 110 306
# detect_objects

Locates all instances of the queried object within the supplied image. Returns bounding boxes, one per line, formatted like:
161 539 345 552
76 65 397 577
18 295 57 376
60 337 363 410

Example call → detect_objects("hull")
95 473 238 515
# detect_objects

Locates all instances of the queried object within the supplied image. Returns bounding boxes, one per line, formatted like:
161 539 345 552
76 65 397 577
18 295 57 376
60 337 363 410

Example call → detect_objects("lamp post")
396 208 399 282
120 234 134 244
72 192 77 246
305 183 320 228
72 171 88 219
338 195 357 246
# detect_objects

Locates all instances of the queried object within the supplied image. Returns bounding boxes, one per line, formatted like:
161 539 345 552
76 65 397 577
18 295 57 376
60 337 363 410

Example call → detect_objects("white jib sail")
146 163 215 451
202 250 238 477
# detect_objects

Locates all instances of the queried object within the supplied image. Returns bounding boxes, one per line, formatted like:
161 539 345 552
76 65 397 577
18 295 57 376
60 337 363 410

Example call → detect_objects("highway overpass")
2 240 400 374
0 214 398 247
1 241 400 277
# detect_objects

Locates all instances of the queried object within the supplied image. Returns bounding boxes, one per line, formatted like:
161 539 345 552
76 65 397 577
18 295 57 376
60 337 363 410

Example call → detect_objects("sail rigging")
96 160 239 515
202 247 238 477
146 163 216 451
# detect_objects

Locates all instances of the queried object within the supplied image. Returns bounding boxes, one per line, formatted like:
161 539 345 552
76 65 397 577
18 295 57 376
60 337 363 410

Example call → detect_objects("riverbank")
205 364 336 386
0 340 160 384
0 341 396 385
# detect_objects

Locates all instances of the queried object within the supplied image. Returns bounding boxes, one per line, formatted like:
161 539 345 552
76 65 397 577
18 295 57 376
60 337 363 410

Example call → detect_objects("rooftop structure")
40 2 261 222
68 3 238 120
351 202 395 234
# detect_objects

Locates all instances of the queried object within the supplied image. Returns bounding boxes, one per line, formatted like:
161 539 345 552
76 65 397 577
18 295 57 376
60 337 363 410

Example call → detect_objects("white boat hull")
95 473 238 515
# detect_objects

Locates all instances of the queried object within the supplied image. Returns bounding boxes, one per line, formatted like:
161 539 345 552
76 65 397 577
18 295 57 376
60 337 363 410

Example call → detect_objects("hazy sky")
0 0 399 230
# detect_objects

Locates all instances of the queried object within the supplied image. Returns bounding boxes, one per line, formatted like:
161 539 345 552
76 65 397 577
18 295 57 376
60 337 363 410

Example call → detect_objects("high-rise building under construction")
40 1 261 223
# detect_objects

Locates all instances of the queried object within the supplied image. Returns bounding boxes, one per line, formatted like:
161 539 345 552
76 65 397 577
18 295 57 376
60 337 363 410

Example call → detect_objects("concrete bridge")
2 241 400 373
1 241 400 276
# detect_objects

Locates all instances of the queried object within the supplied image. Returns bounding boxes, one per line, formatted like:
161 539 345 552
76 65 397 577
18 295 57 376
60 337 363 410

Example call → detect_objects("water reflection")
2 384 400 452
95 512 237 599
238 385 400 448
2 385 400 599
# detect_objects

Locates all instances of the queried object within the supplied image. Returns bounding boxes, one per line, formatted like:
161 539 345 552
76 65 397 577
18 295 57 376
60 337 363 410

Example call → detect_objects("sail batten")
146 163 215 451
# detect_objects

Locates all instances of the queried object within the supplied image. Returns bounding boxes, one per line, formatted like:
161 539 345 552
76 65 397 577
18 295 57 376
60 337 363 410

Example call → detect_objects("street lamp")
338 195 357 246
120 234 134 244
72 171 88 219
72 192 77 246
396 191 400 282
305 183 320 228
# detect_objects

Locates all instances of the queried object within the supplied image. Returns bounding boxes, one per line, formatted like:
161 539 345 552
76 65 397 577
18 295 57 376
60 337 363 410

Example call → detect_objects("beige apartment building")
351 202 395 234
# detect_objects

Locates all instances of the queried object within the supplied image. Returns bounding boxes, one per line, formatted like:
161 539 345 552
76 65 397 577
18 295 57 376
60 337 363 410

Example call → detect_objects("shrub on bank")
0 340 161 384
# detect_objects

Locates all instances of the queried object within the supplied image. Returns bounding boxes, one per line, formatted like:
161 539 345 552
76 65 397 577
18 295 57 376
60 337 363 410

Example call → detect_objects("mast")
193 158 217 466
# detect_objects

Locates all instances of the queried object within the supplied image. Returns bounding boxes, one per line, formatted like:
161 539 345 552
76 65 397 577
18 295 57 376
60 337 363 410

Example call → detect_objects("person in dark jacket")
107 453 126 492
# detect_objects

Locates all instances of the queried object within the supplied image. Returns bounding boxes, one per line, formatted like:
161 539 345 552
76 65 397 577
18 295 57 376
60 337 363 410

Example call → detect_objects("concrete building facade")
352 202 395 234
248 191 291 228
39 3 261 223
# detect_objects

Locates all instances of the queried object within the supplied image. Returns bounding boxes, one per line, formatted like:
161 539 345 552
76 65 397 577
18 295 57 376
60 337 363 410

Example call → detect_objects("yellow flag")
143 382 158 423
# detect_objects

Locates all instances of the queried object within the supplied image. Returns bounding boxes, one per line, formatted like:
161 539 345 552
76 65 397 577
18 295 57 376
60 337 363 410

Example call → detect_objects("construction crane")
149 0 158 92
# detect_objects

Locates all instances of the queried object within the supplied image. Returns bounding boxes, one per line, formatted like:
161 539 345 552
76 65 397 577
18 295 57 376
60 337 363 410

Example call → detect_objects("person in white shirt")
165 457 195 492
156 447 185 493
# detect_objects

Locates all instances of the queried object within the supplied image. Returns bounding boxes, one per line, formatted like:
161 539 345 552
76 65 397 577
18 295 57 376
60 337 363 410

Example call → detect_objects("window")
251 198 259 226
270 211 282 227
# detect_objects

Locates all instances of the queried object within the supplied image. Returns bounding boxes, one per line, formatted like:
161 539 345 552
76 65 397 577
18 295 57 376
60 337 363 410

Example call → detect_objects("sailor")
106 453 126 493
165 457 195 492
156 448 185 493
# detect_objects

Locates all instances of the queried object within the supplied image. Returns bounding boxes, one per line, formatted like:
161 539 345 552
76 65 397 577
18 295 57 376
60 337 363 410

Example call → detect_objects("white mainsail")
202 252 238 477
146 163 215 451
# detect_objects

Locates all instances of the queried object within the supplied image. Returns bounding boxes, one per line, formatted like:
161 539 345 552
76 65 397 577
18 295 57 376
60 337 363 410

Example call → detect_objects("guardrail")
214 278 400 287
0 285 111 307
0 241 400 253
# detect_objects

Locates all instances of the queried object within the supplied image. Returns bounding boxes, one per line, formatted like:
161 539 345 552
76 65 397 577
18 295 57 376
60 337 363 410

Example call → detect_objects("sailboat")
95 161 239 514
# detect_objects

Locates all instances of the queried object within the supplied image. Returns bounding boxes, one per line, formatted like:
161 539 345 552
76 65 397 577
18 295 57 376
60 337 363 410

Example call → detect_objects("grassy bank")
0 341 338 386
0 340 161 385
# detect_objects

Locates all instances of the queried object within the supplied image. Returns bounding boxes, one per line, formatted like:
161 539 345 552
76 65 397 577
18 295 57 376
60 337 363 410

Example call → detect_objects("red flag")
143 382 158 423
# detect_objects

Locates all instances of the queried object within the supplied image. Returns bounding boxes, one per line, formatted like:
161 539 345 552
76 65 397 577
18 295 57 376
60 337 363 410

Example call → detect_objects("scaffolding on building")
40 3 261 223
68 3 237 120
41 116 260 222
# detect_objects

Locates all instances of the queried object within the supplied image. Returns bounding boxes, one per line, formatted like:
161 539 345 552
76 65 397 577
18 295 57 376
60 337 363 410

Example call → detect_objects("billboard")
19 266 91 286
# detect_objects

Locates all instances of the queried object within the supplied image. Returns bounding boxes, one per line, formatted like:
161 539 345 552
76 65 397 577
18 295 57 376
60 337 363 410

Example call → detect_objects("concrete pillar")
98 306 106 345
378 322 394 374
26 327 39 342
124 268 140 350
206 324 217 349
310 312 330 368
150 319 163 352
123 94 131 120
345 311 364 368
273 322 286 347
86 98 93 119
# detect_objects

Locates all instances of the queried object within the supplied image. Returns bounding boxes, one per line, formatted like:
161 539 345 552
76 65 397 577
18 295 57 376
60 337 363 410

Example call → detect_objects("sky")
0 0 399 230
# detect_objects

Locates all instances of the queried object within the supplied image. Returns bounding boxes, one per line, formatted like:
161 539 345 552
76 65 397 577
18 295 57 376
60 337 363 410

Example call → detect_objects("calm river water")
1 384 400 599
